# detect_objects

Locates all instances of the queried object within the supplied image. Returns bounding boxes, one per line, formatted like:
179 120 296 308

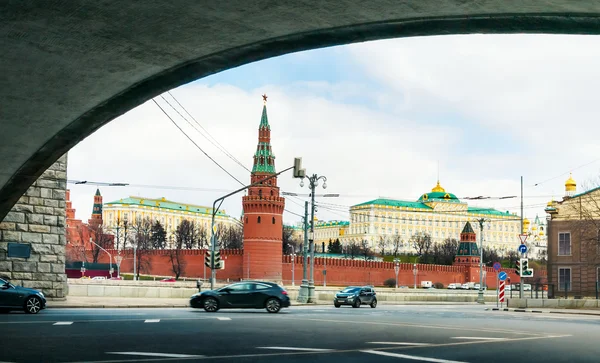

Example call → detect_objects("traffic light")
521 258 534 277
515 259 521 276
213 250 223 269
204 251 212 268
293 157 306 178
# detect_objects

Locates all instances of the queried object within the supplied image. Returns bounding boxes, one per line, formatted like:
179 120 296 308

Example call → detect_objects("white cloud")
68 34 600 227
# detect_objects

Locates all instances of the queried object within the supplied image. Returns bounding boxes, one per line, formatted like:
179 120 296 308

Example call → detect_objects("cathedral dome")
565 173 577 192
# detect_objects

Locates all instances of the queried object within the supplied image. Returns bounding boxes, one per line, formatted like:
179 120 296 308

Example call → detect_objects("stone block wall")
0 155 68 298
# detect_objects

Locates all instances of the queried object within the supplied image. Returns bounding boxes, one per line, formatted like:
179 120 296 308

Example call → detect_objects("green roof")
456 241 479 257
259 105 270 130
314 220 350 227
418 191 460 203
352 198 514 217
353 199 431 210
252 105 276 174
461 221 474 234
105 197 227 216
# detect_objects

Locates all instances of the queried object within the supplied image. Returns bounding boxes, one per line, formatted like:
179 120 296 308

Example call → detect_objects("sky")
67 34 600 226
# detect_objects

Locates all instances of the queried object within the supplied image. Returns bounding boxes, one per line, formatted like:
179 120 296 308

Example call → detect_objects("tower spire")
253 95 275 174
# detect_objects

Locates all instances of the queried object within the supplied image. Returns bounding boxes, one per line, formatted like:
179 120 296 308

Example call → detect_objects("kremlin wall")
66 98 547 288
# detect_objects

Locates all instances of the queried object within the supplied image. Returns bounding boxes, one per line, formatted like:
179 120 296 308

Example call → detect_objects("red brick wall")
74 247 544 287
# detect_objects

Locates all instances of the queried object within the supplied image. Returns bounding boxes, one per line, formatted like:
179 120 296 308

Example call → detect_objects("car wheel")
202 297 219 312
352 299 361 308
334 303 341 308
24 296 42 314
370 299 377 308
265 298 281 313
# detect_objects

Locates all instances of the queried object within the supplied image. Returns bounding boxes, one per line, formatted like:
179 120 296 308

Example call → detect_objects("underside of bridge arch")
2 1 600 220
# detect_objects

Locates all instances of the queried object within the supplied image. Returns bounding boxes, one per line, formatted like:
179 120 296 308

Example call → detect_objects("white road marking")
106 352 203 358
144 319 160 323
451 337 506 341
53 321 73 325
361 350 467 363
257 347 333 352
368 342 432 346
217 317 231 321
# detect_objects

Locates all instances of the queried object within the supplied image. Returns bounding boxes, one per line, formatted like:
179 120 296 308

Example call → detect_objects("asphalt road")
0 304 599 363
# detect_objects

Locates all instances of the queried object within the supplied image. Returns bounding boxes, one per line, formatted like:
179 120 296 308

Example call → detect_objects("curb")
48 304 190 309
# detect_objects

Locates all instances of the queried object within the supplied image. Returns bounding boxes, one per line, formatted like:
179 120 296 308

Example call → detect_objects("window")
272 217 276 224
558 232 571 255
257 216 261 224
254 283 270 290
245 217 248 224
559 268 571 291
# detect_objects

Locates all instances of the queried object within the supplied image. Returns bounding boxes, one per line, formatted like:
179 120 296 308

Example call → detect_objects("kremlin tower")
242 95 285 281
88 188 103 228
454 222 480 266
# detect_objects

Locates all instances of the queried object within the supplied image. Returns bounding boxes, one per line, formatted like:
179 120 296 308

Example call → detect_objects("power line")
162 93 251 173
153 98 245 185
532 157 600 187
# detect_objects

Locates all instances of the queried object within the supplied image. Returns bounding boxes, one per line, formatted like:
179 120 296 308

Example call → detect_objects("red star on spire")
262 94 268 103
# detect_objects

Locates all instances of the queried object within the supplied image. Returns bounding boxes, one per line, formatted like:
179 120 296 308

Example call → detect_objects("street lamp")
289 245 296 287
299 173 327 303
89 237 113 278
475 218 490 304
394 258 400 289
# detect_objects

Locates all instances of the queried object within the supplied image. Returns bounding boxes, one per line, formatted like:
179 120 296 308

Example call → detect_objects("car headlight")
37 291 44 298
346 295 355 299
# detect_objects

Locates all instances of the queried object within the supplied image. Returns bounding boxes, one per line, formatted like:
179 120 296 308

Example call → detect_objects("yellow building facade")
342 181 522 254
103 196 241 246
286 219 349 247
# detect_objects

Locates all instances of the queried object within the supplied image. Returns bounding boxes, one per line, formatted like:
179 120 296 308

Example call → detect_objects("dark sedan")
334 286 377 308
0 277 46 314
190 281 290 313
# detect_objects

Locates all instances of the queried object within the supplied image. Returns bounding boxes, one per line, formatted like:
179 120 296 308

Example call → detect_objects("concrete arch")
2 1 600 219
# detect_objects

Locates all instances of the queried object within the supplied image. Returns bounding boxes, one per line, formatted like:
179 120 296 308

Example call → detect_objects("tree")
482 247 500 267
170 221 189 279
345 241 362 259
431 238 459 265
198 225 209 249
377 235 388 256
328 238 342 254
391 234 403 257
150 221 167 249
411 232 433 263
112 216 130 251
282 225 300 254
360 239 375 260
131 217 153 280
221 224 243 249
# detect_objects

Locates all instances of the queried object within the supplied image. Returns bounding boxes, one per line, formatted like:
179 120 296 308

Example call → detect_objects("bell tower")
242 95 285 281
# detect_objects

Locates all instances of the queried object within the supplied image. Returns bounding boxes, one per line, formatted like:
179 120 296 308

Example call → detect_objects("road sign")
498 281 505 303
115 256 123 265
213 224 218 234
498 271 507 281
518 244 528 254
493 262 501 271
518 234 528 244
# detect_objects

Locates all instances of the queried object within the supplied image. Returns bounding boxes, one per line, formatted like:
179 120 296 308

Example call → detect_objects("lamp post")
89 237 113 278
394 258 400 289
289 245 296 287
475 218 490 304
413 263 418 289
299 173 327 303
297 201 309 303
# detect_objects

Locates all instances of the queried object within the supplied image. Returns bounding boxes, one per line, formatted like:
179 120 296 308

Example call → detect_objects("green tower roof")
461 221 474 234
252 104 276 174
95 188 101 196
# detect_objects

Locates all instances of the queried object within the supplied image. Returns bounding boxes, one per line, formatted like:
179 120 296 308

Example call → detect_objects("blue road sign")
498 271 507 281
518 244 528 254
493 262 501 271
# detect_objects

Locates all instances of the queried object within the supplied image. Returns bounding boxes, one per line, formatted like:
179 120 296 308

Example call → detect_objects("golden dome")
547 200 555 207
524 218 530 225
431 180 445 193
565 173 577 192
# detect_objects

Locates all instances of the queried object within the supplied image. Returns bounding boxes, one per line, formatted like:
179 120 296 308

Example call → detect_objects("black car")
0 277 46 314
190 281 291 313
334 286 377 308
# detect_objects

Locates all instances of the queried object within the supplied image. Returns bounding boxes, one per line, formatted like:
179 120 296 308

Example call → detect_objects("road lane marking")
217 317 231 321
361 350 467 362
368 342 432 346
257 347 333 352
144 319 160 323
53 322 73 325
451 337 506 341
106 352 203 358
64 335 573 363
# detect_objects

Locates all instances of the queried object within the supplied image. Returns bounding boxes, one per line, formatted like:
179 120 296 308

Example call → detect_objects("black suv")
334 286 377 308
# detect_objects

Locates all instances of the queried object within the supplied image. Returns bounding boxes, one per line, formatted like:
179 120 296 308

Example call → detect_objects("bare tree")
282 225 300 253
431 238 459 265
112 216 130 251
411 232 433 262
391 234 403 257
170 222 189 279
360 239 375 261
198 225 208 249
377 235 388 256
345 241 362 260
131 217 153 279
